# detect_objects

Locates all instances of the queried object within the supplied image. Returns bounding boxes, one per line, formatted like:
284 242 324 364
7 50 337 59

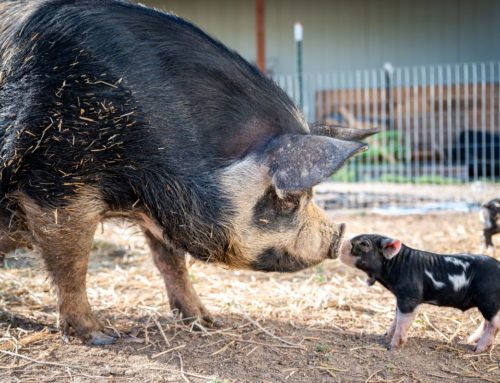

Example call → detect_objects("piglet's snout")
339 240 355 267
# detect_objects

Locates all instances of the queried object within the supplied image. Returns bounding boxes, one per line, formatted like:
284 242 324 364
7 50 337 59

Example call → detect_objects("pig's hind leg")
144 230 220 328
467 320 486 344
19 196 114 345
0 206 30 266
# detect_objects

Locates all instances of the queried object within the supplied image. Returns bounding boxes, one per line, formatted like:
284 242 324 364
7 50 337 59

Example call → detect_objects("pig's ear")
261 134 367 191
310 124 380 141
381 238 402 259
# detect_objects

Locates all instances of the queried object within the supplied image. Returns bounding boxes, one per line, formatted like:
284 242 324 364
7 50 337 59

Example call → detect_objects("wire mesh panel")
272 61 500 185
272 62 500 210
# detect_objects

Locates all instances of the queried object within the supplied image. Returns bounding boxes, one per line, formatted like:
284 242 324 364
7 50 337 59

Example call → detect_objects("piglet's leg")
474 312 500 353
388 309 416 350
384 309 398 342
467 321 486 344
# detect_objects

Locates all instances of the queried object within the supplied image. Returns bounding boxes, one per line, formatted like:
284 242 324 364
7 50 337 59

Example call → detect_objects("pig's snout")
328 223 346 259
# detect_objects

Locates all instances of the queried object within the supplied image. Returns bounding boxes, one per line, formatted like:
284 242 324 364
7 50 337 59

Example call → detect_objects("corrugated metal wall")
138 0 500 75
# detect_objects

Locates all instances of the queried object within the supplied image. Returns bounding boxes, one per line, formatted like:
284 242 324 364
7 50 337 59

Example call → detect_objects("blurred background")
136 0 500 212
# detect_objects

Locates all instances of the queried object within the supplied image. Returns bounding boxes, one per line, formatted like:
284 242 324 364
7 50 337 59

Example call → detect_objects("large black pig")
0 0 377 344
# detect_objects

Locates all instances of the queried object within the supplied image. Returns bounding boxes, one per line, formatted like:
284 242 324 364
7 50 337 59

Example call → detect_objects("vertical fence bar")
326 72 333 123
464 64 470 183
363 70 371 180
420 67 428 183
332 71 339 122
396 68 403 180
348 71 354 119
497 61 500 182
371 69 380 181
412 67 420 183
491 62 496 180
437 65 445 181
480 63 487 180
339 70 345 120
354 70 361 180
471 63 478 181
455 65 462 182
446 65 453 182
429 66 436 183
317 72 323 123
380 69 387 179
404 67 412 180
388 69 396 181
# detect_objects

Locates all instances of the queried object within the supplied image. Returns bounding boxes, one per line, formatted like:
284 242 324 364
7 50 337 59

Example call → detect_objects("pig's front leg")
144 230 220 328
388 307 417 350
483 228 500 254
384 309 398 342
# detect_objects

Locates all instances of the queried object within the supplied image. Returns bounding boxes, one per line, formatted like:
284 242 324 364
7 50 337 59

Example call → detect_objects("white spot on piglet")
443 257 469 270
425 270 445 289
448 272 469 291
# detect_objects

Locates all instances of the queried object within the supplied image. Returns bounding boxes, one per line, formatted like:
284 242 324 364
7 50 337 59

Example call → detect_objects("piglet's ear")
381 238 402 259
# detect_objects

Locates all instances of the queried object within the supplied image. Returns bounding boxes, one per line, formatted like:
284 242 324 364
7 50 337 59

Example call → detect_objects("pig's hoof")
60 314 116 345
86 331 116 346
203 317 223 328
473 343 492 353
172 301 222 328
188 315 223 330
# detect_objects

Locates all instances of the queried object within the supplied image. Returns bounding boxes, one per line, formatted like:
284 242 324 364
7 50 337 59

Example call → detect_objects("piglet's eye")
358 240 371 250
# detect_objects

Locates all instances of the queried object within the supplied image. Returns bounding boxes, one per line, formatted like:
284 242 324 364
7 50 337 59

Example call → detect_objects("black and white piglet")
340 234 500 352
480 198 500 253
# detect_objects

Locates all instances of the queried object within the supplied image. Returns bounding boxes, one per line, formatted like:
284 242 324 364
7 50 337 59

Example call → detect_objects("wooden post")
256 0 265 73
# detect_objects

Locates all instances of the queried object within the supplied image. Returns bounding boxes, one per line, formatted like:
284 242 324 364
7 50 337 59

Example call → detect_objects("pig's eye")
281 198 299 213
280 194 301 213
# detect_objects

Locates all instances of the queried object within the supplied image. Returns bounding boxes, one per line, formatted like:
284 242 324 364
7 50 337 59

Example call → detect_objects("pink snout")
339 239 355 267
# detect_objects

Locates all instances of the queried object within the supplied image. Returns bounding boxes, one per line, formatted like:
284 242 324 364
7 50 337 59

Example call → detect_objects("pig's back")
0 0 306 204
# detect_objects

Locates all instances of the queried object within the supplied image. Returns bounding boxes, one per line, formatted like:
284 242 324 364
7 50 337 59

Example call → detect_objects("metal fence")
273 61 500 187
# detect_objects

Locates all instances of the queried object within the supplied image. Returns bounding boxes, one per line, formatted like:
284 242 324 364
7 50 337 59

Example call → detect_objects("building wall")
138 0 500 75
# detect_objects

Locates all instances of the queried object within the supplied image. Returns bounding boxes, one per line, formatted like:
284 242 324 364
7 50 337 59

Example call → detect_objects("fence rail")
273 61 500 185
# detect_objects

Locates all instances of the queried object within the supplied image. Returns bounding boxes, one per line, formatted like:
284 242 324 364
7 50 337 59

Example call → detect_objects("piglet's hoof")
387 343 400 351
387 336 407 351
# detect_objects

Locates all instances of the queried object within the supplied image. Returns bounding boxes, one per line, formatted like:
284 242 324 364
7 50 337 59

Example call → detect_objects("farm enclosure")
0 211 498 382
275 61 500 187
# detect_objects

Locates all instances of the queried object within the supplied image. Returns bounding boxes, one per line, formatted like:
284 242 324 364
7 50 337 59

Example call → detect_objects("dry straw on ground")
0 212 498 382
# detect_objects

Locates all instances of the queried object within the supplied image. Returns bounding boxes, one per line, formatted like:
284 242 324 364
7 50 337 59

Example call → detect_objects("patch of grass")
315 343 332 353
385 363 396 372
208 378 231 383
379 174 463 185
322 352 334 363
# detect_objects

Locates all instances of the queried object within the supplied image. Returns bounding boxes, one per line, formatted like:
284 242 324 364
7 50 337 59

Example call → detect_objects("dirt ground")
0 211 499 382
